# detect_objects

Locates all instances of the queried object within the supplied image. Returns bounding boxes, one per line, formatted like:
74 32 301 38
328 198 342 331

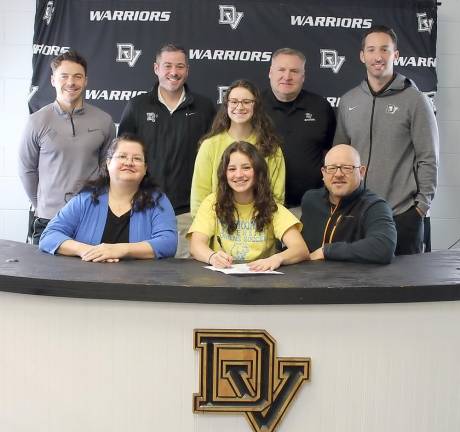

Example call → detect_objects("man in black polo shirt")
118 43 215 257
263 48 336 215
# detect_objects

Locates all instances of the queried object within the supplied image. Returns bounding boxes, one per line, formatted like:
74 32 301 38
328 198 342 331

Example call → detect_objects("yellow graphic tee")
188 193 301 262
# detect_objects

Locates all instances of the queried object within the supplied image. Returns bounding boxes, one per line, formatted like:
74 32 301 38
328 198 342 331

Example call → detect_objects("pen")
216 236 232 266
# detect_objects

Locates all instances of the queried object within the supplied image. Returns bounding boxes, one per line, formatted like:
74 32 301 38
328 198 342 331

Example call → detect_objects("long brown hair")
200 79 281 158
215 141 277 234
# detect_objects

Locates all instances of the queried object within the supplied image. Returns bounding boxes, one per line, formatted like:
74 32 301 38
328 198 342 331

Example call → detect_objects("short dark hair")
104 133 147 160
271 48 306 65
155 43 188 64
50 50 87 75
83 133 163 212
361 25 398 50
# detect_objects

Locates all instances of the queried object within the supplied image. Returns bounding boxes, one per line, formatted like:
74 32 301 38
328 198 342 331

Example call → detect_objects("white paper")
204 263 283 275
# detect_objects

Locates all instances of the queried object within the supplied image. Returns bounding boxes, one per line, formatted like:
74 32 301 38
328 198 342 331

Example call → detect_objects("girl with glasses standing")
188 142 308 271
39 133 177 261
190 79 285 217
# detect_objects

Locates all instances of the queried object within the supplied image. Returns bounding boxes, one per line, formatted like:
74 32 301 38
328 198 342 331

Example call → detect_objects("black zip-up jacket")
301 184 396 264
262 89 336 207
118 84 215 214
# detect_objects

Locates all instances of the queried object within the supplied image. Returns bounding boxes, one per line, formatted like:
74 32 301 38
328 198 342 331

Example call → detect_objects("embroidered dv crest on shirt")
386 104 399 114
146 112 158 123
304 112 316 122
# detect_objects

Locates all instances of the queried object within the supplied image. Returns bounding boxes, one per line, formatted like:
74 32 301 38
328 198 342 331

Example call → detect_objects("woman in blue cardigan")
39 133 177 262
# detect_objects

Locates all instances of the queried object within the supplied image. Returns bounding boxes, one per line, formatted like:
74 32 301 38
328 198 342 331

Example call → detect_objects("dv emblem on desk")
193 329 310 432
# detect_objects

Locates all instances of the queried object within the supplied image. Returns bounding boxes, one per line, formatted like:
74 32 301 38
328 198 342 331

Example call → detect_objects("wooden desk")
1 240 459 432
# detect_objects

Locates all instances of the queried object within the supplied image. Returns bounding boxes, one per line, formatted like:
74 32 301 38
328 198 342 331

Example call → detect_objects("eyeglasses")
323 164 360 175
111 154 145 165
227 98 255 108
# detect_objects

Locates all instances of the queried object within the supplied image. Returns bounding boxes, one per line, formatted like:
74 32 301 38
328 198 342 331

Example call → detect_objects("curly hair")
215 141 277 234
200 79 282 158
82 133 163 211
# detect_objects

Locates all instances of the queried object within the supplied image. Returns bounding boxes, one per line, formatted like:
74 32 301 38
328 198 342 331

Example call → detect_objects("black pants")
31 217 50 245
393 206 424 255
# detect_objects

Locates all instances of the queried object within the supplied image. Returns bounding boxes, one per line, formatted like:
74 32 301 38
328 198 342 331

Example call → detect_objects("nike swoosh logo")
348 106 358 111
186 112 196 116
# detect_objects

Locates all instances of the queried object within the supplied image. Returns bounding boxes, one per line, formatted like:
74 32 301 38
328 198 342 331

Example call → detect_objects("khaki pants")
175 212 192 258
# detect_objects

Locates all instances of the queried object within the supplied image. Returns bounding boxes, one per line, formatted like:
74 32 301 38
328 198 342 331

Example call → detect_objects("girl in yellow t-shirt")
190 79 285 217
188 141 309 271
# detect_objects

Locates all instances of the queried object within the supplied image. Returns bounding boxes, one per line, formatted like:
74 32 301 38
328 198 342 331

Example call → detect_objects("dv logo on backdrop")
42 1 55 25
417 12 434 33
326 97 341 108
28 86 39 102
116 44 142 67
320 49 345 73
217 86 230 104
424 91 437 113
219 5 244 29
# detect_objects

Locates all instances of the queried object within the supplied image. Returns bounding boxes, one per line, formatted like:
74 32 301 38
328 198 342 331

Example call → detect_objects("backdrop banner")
29 0 438 122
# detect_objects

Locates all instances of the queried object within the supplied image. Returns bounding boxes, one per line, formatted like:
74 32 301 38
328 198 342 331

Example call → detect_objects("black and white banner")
30 0 437 120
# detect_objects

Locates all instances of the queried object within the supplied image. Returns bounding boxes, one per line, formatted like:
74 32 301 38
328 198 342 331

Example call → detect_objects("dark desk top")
1 239 459 305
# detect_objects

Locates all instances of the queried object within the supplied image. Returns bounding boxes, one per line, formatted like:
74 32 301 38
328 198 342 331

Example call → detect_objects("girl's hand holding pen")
209 250 233 268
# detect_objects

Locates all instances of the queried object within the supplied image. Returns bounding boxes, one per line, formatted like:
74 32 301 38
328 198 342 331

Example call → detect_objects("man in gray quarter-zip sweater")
18 51 116 244
334 25 439 255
